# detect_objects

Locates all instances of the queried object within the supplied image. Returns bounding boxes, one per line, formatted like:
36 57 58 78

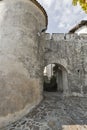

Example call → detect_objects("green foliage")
72 0 87 13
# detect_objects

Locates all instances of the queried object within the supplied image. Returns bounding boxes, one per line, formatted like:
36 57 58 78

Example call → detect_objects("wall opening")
43 63 68 94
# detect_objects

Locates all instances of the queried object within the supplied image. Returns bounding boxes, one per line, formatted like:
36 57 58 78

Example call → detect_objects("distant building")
69 20 87 35
44 64 55 79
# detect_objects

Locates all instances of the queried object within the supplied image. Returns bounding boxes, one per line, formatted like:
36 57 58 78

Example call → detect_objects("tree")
73 0 87 13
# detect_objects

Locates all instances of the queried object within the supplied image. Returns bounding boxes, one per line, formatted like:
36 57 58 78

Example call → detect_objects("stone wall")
42 33 87 97
0 0 47 127
0 0 87 128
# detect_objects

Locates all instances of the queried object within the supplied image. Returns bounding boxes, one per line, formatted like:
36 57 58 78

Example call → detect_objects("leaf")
73 0 87 13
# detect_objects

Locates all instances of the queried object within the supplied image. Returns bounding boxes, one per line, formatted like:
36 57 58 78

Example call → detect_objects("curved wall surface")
0 0 47 127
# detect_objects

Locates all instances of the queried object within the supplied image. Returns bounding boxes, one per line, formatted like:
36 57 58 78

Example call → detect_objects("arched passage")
43 63 69 95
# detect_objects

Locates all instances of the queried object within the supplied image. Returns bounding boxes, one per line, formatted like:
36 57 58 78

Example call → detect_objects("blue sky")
37 0 87 33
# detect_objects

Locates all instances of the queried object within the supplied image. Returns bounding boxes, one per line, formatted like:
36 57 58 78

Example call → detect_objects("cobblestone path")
1 92 87 130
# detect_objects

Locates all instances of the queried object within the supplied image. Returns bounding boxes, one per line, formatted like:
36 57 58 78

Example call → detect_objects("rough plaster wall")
43 33 87 97
0 0 46 125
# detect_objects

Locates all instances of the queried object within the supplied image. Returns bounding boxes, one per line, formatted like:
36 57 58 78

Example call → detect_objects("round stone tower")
0 0 47 127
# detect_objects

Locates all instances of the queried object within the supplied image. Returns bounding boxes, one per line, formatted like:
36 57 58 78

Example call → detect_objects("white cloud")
37 0 87 33
59 23 65 28
38 0 54 9
43 0 53 8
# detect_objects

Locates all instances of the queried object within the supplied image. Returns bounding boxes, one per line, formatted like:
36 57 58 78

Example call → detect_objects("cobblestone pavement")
1 92 87 130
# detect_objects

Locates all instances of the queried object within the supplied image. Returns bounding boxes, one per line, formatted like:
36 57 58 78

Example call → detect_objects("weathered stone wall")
1 0 87 128
42 33 87 97
0 0 46 127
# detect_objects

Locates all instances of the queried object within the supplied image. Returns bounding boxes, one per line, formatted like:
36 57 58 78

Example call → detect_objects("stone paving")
1 92 87 130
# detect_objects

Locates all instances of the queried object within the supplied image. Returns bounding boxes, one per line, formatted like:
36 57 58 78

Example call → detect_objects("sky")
37 0 87 33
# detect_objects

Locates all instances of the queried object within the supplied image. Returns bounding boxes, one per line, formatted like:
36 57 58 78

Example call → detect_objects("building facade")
69 20 87 34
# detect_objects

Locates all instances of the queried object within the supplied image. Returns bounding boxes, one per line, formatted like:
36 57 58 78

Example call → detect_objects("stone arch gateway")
44 61 69 96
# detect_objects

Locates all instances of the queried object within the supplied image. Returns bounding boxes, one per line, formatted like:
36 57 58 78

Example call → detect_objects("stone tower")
0 0 47 126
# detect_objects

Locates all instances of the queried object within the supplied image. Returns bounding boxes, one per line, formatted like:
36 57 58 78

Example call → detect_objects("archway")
43 63 68 95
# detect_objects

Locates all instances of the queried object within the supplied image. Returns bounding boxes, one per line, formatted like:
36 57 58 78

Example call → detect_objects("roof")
30 0 48 27
69 20 87 33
